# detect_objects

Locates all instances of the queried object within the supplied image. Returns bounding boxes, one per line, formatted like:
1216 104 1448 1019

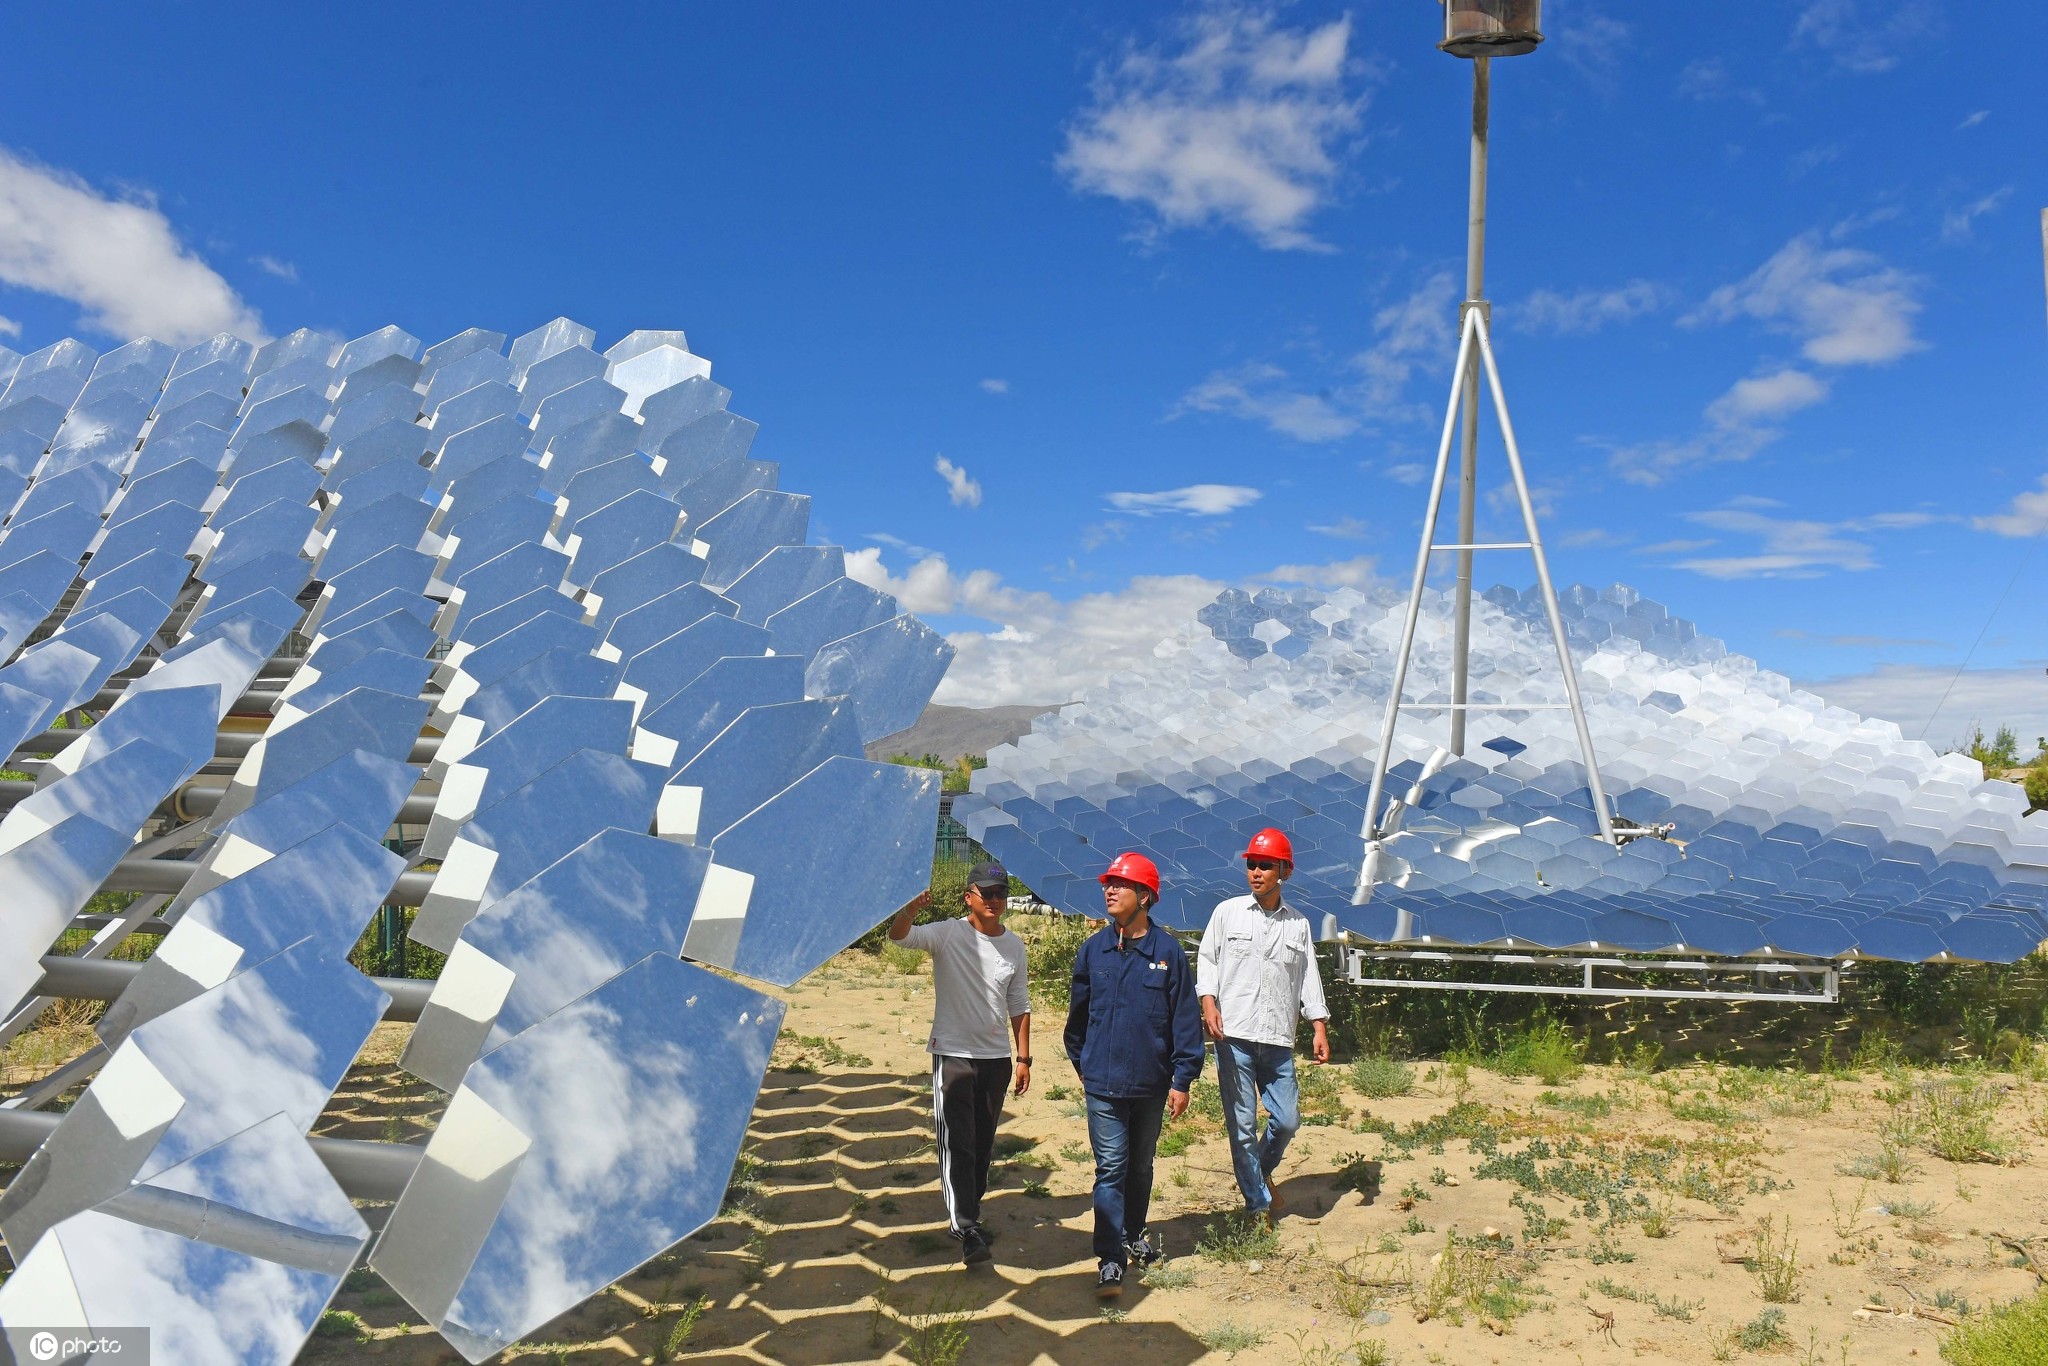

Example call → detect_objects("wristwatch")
1016 1056 1032 1065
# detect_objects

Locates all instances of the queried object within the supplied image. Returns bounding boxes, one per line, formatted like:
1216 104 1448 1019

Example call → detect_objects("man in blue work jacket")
1064 850 1204 1299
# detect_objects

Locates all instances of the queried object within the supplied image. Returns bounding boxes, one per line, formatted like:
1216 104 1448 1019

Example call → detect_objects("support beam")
30 955 437 1021
0 1110 426 1203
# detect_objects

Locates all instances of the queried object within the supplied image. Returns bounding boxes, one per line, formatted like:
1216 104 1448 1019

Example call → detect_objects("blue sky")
0 2 2042 740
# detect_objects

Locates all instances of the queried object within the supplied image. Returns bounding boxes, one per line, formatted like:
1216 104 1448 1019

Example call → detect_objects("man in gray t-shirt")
889 860 1031 1267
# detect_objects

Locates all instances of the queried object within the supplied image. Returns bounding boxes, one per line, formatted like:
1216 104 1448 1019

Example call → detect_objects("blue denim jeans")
1213 1038 1300 1213
1083 1092 1167 1266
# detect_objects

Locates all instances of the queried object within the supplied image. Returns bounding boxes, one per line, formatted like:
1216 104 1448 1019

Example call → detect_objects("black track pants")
932 1054 1012 1233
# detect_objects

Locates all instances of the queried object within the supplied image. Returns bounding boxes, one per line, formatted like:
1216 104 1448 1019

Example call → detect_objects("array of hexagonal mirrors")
957 581 2048 966
0 320 950 1362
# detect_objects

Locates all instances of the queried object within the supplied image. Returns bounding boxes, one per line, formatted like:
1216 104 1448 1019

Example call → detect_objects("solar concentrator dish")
957 583 2048 963
0 321 946 1362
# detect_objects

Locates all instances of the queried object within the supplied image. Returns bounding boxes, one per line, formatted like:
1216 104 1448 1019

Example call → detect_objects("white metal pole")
1359 310 1479 874
1449 56 1490 757
1471 311 1618 845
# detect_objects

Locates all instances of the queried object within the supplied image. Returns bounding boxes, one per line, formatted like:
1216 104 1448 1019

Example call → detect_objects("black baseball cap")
969 861 1009 890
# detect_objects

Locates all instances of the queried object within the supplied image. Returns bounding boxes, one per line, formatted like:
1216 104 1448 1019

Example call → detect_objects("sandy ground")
273 940 2048 1366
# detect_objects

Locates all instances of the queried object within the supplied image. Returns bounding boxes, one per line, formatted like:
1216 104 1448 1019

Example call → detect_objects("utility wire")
1918 537 2039 743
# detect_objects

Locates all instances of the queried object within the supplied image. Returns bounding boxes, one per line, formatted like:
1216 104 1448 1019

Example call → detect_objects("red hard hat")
1099 851 1161 895
1244 828 1294 864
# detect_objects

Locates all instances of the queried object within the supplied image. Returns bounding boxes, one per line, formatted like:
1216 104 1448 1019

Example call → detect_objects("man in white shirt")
1196 828 1330 1226
889 860 1032 1267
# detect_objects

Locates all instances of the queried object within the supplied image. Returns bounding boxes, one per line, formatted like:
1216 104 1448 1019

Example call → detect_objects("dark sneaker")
1096 1261 1124 1298
1124 1232 1156 1269
972 1220 999 1248
962 1225 993 1266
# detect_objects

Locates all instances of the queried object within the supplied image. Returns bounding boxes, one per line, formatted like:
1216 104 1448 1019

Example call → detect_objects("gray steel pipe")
0 1110 426 1202
31 955 438 1022
13 723 439 764
98 862 437 903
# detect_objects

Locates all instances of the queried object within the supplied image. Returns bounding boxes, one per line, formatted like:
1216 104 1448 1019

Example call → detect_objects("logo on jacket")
1151 960 1168 971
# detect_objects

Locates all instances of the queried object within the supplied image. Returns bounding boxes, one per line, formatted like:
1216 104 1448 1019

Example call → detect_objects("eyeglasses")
1246 860 1285 871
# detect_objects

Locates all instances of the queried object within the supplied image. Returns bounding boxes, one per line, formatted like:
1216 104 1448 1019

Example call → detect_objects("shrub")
1734 1307 1789 1352
1489 1018 1586 1086
1941 1289 2048 1365
2024 763 2048 813
1024 915 1095 1008
1749 1214 1800 1304
1922 1077 2019 1164
1350 1055 1415 1098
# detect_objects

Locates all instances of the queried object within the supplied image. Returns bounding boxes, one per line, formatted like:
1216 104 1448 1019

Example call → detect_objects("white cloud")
1106 483 1261 516
848 547 1226 705
1599 426 1778 488
1058 7 1364 251
978 378 1010 394
1703 367 1831 427
1977 474 2048 538
1349 271 1457 421
1515 281 1667 335
1175 361 1357 441
1613 235 1926 485
866 531 937 560
1080 520 1127 552
1175 273 1456 443
0 145 266 344
1774 627 1947 648
1307 514 1368 540
1690 233 1923 366
0 315 19 339
934 454 982 508
1667 504 1936 580
252 254 298 282
1382 462 1428 486
1940 187 2013 244
1793 0 1940 74
1256 555 1375 589
1957 110 1990 130
1675 58 1766 106
1802 664 2048 752
848 545 1381 707
1555 7 1631 85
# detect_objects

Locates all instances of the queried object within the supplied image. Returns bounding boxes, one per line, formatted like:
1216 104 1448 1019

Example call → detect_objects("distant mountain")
863 702 1063 762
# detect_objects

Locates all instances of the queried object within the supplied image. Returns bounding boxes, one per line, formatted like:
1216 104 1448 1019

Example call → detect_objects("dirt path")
296 948 2048 1364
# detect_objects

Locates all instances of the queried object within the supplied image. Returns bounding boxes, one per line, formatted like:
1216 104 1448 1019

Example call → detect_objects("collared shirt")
1062 921 1204 1098
1195 894 1329 1050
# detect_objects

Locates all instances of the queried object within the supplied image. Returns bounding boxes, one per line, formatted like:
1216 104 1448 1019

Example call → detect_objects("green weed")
1197 1321 1268 1356
1350 1055 1415 1098
1197 1212 1280 1264
661 1297 710 1360
1734 1306 1790 1352
1941 1288 2048 1365
1487 1018 1586 1086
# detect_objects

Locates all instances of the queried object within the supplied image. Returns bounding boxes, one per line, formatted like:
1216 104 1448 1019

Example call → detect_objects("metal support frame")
1343 945 1842 1004
1357 304 1617 862
1354 52 1617 907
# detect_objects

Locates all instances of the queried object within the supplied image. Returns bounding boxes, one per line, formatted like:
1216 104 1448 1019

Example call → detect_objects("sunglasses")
1246 859 1286 871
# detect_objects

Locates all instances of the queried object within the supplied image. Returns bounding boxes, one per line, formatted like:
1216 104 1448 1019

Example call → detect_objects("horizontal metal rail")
1342 946 1841 1003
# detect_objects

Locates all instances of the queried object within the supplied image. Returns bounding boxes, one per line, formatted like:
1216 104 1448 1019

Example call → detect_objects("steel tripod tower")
1356 1 1618 901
